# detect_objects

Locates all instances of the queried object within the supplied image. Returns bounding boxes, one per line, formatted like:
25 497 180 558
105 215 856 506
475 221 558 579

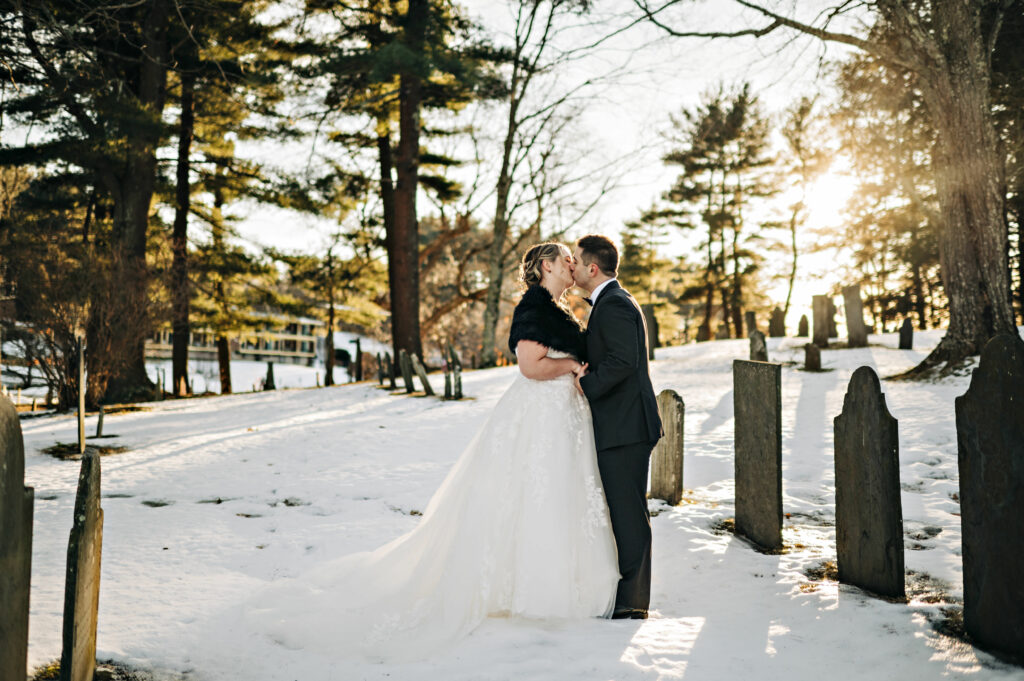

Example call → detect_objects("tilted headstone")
650 390 685 506
955 333 1024 661
410 354 435 396
61 451 103 681
749 331 768 362
264 362 275 391
899 319 913 350
812 296 830 348
744 310 756 337
769 307 785 337
797 314 809 338
733 360 783 552
398 350 415 394
0 396 34 681
804 343 821 371
827 298 838 338
842 284 868 348
833 366 904 599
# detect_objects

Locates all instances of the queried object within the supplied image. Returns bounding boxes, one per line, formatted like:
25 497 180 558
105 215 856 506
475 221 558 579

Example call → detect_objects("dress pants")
596 440 655 612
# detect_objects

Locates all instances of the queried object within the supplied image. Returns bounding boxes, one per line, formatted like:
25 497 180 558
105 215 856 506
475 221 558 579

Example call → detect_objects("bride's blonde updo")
519 242 566 290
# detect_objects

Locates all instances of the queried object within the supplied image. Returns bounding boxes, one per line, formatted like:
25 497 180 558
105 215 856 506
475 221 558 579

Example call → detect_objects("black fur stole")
507 285 587 361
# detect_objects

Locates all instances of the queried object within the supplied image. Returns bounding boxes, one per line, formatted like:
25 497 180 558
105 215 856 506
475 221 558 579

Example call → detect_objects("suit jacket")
579 280 663 451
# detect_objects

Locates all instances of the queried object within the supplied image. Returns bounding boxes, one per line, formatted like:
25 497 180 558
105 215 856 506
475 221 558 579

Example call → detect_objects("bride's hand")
572 362 588 377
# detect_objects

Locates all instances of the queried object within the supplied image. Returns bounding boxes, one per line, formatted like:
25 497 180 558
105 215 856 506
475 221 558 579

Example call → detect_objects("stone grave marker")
715 324 729 340
733 360 783 552
804 343 821 371
448 345 464 400
264 362 275 391
812 296 830 348
899 319 913 350
833 366 904 599
410 354 435 396
650 390 685 505
384 352 397 390
797 314 809 337
769 307 785 337
95 406 104 438
641 303 659 361
61 450 103 681
827 298 838 338
744 310 756 337
749 331 768 362
398 350 415 394
696 324 711 342
842 284 868 347
1 396 34 681
955 333 1024 662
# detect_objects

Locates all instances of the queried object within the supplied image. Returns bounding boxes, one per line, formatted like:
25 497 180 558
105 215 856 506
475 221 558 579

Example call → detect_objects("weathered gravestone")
833 366 904 600
827 298 838 338
769 307 785 337
94 406 104 438
641 303 659 361
410 354 435 396
842 284 868 348
1 396 34 681
62 450 103 681
744 310 757 337
955 333 1024 662
696 324 711 342
398 350 415 394
812 296 831 348
749 331 768 362
733 360 783 552
797 314 809 338
804 343 821 371
650 390 685 506
384 352 397 390
447 345 464 400
715 324 729 340
899 319 913 350
264 362 275 391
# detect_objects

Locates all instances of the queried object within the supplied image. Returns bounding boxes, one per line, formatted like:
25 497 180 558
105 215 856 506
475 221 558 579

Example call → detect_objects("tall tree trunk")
325 251 336 387
212 185 232 395
216 336 231 394
387 0 427 360
480 66 523 368
171 69 195 396
784 206 798 318
104 0 169 401
912 23 1016 370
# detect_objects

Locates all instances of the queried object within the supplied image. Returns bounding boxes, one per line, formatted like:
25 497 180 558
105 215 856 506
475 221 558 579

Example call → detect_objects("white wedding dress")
247 351 620 660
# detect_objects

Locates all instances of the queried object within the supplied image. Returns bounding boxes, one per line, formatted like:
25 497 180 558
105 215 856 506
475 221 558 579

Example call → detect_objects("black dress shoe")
611 608 648 620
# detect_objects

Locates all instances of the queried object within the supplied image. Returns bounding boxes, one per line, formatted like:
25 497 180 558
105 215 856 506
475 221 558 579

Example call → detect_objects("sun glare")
803 170 859 231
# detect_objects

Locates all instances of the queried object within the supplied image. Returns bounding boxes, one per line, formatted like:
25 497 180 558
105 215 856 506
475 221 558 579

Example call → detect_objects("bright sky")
234 0 867 329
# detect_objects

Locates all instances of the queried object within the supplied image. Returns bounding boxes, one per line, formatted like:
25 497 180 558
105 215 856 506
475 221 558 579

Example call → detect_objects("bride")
249 242 619 660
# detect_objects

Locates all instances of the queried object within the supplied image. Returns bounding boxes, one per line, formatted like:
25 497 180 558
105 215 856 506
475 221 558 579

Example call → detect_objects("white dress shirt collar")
590 278 617 305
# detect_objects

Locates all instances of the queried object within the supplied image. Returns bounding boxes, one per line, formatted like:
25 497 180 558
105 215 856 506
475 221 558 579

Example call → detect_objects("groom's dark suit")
579 280 662 613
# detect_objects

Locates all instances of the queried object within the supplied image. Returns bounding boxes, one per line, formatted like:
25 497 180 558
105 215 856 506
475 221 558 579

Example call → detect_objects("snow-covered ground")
17 329 1024 680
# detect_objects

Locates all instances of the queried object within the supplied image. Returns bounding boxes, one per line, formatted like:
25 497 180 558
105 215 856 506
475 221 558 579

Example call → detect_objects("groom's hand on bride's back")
573 365 589 395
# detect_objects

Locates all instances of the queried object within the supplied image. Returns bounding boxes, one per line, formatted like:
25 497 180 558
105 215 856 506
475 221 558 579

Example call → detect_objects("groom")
572 234 663 620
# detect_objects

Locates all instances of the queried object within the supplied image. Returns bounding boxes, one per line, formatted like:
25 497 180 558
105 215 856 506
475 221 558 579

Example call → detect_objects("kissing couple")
251 235 664 660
